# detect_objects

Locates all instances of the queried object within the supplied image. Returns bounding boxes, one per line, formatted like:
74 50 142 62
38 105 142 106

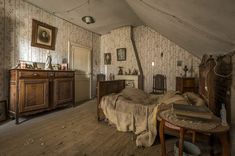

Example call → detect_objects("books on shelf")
172 103 214 120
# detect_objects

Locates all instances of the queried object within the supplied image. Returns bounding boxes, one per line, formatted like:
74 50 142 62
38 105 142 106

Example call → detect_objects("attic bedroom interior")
0 0 234 155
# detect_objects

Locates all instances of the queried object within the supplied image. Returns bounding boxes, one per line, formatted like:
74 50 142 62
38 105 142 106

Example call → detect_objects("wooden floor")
0 100 176 156
1 99 227 156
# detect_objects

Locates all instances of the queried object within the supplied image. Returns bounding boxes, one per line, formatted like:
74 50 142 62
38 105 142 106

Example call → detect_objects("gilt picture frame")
117 48 126 61
31 19 56 50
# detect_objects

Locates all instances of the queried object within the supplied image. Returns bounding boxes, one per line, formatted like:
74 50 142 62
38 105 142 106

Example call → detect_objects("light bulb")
152 62 155 66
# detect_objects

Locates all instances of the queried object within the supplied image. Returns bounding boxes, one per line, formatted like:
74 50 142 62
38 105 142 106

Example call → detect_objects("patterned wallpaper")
0 0 101 100
100 26 201 92
100 27 138 76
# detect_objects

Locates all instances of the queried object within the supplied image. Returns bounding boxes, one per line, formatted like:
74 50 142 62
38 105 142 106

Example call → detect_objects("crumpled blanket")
100 88 204 147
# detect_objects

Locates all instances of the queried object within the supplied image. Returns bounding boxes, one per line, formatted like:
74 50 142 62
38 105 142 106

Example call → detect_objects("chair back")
97 74 106 82
153 74 166 94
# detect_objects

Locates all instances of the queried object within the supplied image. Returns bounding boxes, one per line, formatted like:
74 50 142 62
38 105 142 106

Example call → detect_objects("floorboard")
0 100 216 156
0 100 175 156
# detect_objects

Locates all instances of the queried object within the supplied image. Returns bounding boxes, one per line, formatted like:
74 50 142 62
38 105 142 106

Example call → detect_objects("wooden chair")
97 74 106 82
152 74 166 94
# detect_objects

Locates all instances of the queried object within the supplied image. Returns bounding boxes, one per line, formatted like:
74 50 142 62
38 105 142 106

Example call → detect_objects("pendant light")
82 0 95 24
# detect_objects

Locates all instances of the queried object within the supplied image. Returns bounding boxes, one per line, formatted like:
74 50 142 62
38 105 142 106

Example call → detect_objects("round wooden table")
158 109 230 156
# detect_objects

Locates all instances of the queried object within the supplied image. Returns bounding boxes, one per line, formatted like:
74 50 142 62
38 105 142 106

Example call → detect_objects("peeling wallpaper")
101 26 201 92
0 0 100 100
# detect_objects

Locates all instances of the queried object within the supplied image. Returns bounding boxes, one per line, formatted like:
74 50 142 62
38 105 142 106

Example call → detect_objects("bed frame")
97 55 232 122
97 80 125 120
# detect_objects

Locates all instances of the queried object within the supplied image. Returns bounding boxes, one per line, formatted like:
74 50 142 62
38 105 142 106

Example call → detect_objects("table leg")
192 131 196 144
209 134 214 156
179 128 185 156
217 132 230 156
160 120 166 156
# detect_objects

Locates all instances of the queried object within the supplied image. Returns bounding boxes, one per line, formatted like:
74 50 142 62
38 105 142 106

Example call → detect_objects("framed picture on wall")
117 48 126 61
104 53 111 65
31 19 57 50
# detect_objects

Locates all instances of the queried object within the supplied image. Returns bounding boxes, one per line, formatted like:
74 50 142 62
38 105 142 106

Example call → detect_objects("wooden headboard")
97 80 125 120
199 55 232 122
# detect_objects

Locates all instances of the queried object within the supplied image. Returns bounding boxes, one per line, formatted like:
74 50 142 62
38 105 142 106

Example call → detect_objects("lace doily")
160 109 220 131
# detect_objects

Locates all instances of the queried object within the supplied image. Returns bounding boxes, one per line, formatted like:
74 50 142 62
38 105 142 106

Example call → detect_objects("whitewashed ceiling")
26 0 235 57
25 0 143 34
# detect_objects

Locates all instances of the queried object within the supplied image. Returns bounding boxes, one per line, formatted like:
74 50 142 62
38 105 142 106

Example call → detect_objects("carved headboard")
199 55 232 122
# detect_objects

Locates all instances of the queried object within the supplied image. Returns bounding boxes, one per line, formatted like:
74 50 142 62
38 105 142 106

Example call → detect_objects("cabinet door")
19 79 49 113
54 78 74 107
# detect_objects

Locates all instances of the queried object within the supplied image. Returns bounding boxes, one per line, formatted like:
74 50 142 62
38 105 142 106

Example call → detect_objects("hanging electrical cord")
52 0 88 14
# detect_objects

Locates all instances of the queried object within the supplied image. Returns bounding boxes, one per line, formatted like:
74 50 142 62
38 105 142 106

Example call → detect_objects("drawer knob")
33 73 38 76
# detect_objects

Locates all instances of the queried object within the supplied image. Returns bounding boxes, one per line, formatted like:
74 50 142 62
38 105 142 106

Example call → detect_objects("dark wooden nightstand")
176 77 198 93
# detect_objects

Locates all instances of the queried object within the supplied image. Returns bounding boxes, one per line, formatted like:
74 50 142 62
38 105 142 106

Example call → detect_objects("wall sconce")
151 62 155 66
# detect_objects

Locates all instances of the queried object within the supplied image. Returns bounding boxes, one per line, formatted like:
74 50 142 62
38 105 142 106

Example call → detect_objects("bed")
96 55 232 147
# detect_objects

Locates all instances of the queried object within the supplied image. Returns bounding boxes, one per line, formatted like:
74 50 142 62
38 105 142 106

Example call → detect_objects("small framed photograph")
31 19 56 50
53 64 61 70
177 60 182 66
104 53 111 65
117 48 126 61
61 63 68 70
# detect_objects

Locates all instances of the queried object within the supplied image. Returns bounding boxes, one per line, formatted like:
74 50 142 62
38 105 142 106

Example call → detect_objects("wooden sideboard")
9 69 75 124
176 77 198 93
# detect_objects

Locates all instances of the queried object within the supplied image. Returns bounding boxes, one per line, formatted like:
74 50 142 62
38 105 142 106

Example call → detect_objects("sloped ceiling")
126 0 235 57
25 0 235 57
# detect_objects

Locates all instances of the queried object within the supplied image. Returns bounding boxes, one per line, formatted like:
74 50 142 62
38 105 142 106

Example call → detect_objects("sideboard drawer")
48 72 55 78
55 72 74 78
19 71 48 78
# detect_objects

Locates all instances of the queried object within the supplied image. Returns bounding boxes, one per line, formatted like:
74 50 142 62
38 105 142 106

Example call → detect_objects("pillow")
120 88 151 105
